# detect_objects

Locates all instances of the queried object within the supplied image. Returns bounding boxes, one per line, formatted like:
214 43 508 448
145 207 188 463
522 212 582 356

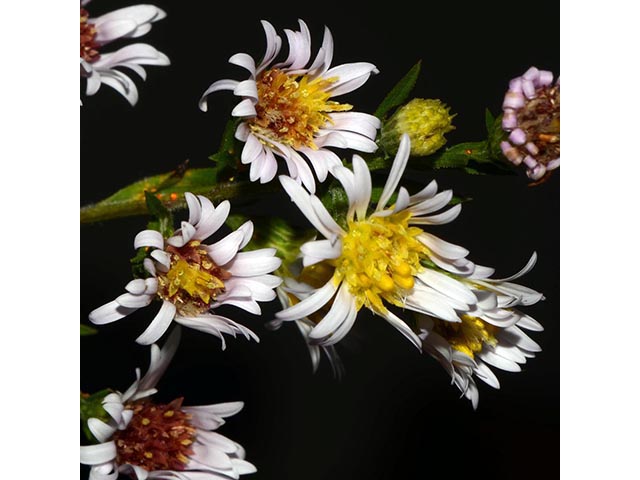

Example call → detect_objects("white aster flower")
272 280 344 378
89 192 282 347
274 134 544 362
416 253 544 409
199 19 381 193
80 328 257 480
80 0 170 105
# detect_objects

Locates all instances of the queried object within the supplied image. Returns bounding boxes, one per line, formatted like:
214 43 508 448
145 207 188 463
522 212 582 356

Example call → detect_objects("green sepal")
374 61 422 120
80 389 112 443
80 324 98 336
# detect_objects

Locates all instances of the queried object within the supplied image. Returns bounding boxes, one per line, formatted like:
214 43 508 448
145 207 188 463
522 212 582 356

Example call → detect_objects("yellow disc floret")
251 68 352 149
432 314 498 359
334 211 427 313
157 241 229 317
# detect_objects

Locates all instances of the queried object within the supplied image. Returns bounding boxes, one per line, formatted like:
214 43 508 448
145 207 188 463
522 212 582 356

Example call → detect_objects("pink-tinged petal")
377 133 410 211
190 444 234 471
228 53 256 76
87 418 116 444
323 62 379 96
225 248 281 276
94 19 138 44
249 149 266 182
194 199 230 241
522 78 536 99
240 133 263 165
98 70 139 106
184 192 202 225
151 249 171 269
325 111 380 139
258 20 282 72
319 130 377 153
80 442 117 465
199 79 240 112
308 26 334 76
508 128 527 145
538 70 554 86
125 279 146 295
522 66 540 81
258 148 279 183
278 20 312 70
502 91 525 110
380 309 423 350
224 277 279 302
502 109 518 130
116 292 153 309
207 230 244 266
233 79 258 100
89 300 139 325
231 98 257 117
236 220 254 249
135 327 181 395
135 301 176 345
276 278 339 321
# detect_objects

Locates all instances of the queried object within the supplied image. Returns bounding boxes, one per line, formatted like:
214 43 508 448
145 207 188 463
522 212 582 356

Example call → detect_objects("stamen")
432 315 498 359
113 398 196 472
335 212 426 312
157 240 230 316
80 8 100 63
250 68 352 149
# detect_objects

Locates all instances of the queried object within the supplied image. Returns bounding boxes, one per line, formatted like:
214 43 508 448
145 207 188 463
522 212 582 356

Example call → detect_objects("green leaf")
374 61 422 120
425 141 489 169
485 108 496 134
144 191 174 238
80 166 277 224
80 324 98 336
81 389 112 443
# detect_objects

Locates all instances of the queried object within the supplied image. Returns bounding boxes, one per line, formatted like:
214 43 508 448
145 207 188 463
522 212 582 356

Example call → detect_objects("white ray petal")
380 309 422 350
80 442 117 465
276 279 339 321
133 229 164 250
89 300 139 325
377 134 410 211
135 301 176 345
199 79 240 112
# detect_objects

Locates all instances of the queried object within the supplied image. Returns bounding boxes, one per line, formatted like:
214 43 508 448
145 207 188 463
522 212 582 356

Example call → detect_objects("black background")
81 1 559 479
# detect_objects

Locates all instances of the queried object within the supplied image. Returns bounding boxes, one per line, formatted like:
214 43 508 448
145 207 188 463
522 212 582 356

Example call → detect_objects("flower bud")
380 99 455 156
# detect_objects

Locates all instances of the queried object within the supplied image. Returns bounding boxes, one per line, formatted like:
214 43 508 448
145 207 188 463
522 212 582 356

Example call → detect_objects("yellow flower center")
250 68 352 149
334 211 427 313
157 241 229 316
432 314 498 359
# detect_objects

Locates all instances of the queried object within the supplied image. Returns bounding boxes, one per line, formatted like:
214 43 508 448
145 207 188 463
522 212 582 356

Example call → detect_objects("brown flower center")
113 398 196 474
250 68 352 149
80 8 100 63
157 240 230 317
517 84 560 167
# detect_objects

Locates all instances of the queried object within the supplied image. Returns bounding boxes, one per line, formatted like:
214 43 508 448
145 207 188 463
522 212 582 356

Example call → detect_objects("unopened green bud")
380 98 455 156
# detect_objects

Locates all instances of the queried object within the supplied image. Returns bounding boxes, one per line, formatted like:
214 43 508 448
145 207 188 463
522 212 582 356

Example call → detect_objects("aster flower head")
80 0 170 106
89 192 282 347
80 328 257 479
500 66 560 183
380 98 455 157
274 134 544 365
199 19 381 194
415 253 544 409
